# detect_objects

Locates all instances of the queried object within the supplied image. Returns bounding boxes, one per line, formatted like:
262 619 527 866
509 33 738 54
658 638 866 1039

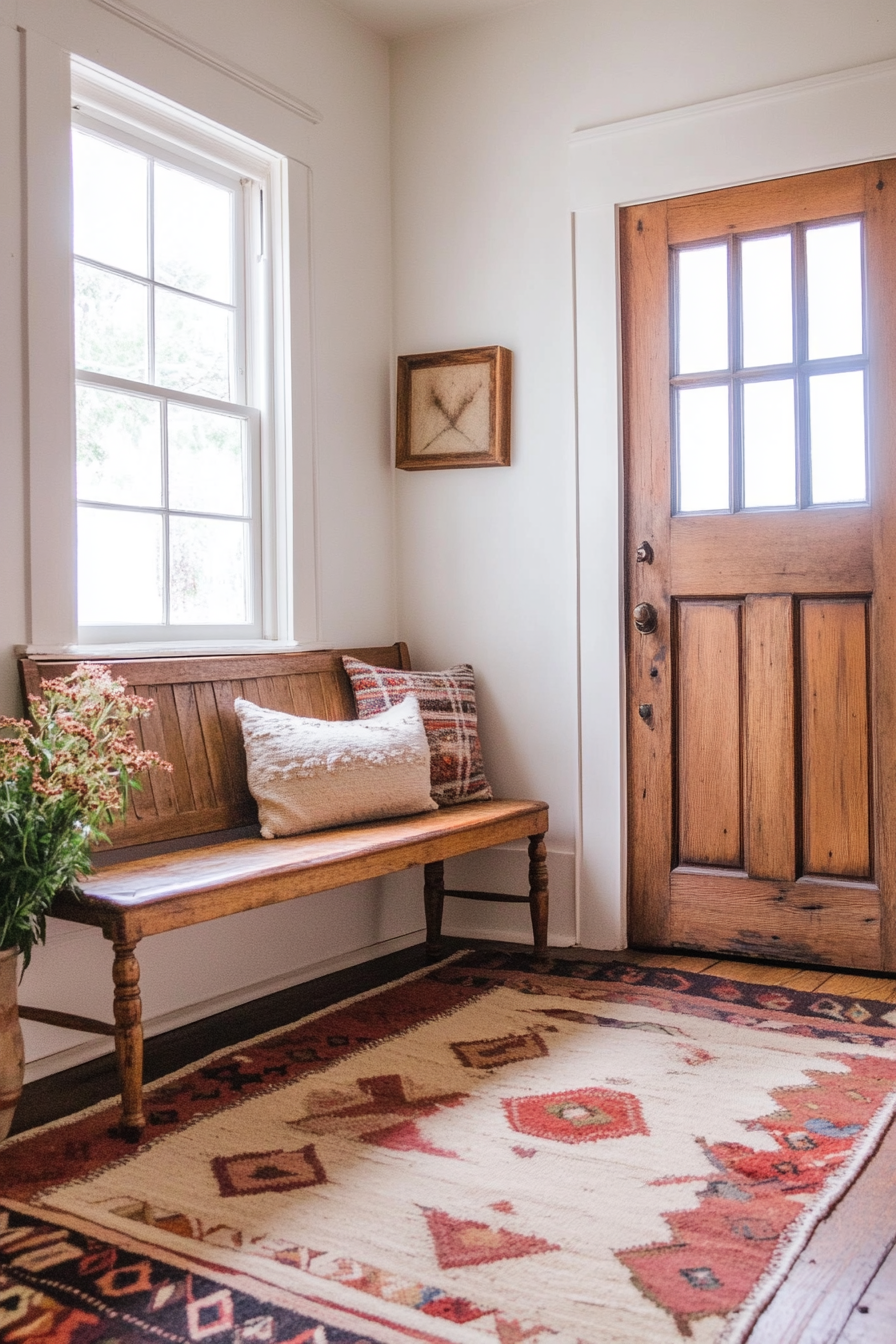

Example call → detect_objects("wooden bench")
17 645 549 1137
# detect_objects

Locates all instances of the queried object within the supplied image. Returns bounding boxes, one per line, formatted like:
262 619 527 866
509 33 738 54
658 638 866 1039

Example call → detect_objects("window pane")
170 517 249 623
154 164 234 303
77 386 162 507
677 244 728 374
677 385 729 512
77 507 163 624
807 221 863 360
75 262 149 381
168 405 247 516
741 234 793 368
743 379 796 508
154 289 233 399
809 370 866 504
72 129 148 277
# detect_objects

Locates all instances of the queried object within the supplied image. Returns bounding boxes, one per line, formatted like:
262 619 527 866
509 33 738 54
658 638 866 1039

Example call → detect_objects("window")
671 218 868 515
71 82 281 643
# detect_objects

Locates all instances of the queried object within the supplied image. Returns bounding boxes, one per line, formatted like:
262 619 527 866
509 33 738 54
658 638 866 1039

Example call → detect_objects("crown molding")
572 55 896 146
88 0 322 125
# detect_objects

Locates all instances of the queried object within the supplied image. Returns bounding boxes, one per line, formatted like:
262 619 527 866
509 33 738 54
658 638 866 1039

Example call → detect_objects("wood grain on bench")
54 799 549 940
19 644 411 850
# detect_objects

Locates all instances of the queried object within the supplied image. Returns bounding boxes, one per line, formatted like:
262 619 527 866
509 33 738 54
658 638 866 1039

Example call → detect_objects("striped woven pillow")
342 657 493 805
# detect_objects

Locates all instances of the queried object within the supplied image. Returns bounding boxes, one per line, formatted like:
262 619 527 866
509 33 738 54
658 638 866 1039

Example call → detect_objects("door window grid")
671 217 869 515
73 115 262 637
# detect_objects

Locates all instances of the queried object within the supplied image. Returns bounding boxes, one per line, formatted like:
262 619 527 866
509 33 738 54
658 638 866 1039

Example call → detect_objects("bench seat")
17 645 549 1138
55 798 549 940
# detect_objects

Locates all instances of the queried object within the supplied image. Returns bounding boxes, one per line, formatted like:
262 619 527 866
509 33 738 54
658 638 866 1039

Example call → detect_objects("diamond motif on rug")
450 1030 548 1070
503 1087 648 1143
211 1146 326 1197
422 1209 559 1269
502 1080 647 1145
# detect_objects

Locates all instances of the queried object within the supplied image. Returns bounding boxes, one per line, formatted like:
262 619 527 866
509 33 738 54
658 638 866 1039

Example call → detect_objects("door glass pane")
72 129 148 277
169 517 249 624
677 244 729 374
677 385 729 512
77 386 162 507
168 405 247 515
154 164 234 303
154 289 234 399
741 234 793 368
809 370 866 504
743 379 796 508
77 506 163 624
75 262 149 381
806 221 863 360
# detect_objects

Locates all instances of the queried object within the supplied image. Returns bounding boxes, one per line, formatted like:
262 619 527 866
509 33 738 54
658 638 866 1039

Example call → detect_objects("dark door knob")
633 602 658 634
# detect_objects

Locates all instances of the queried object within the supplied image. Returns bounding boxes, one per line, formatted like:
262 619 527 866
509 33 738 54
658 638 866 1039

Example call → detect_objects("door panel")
666 167 866 243
671 509 873 594
667 870 881 969
745 594 797 881
623 159 896 969
676 601 743 868
800 599 872 879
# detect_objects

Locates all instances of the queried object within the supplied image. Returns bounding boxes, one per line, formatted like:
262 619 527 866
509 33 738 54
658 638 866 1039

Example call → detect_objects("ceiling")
327 0 536 40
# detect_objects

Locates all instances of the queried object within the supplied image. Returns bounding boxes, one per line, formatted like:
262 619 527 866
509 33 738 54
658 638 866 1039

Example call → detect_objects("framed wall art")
395 346 512 470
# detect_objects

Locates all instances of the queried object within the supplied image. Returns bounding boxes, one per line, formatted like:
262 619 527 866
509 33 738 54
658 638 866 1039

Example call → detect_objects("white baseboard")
23 927 427 1084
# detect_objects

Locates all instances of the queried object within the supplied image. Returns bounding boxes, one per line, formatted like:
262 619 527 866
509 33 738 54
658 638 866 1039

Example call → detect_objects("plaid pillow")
342 657 493 805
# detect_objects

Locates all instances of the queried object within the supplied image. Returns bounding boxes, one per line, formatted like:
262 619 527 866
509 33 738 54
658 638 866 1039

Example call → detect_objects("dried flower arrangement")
0 664 171 969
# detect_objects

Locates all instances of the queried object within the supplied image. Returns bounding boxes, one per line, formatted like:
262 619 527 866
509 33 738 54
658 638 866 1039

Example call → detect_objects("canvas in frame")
395 346 512 470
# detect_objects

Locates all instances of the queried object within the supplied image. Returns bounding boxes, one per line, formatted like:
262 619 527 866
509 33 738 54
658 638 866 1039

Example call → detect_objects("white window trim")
21 37 320 657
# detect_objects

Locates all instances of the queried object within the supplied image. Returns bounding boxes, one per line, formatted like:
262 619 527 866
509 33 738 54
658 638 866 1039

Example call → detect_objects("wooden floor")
13 940 896 1342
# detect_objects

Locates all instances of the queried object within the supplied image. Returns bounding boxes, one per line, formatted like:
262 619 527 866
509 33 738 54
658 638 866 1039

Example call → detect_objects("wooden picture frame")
395 346 512 470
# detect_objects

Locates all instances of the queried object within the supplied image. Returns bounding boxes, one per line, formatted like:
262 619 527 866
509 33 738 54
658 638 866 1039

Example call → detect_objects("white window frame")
71 68 286 646
21 38 318 657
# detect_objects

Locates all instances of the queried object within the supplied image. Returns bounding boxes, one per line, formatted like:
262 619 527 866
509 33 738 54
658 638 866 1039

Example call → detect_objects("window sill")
18 640 318 660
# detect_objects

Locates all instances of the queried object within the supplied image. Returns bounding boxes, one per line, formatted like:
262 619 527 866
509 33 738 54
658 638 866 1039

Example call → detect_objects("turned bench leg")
112 939 145 1139
528 833 549 953
423 839 549 960
424 860 446 960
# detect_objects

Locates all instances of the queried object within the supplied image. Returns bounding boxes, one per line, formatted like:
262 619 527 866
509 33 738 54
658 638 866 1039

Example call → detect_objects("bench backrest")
18 644 411 850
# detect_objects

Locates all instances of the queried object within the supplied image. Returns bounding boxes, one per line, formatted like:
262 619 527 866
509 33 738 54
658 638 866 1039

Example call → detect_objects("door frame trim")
570 56 896 950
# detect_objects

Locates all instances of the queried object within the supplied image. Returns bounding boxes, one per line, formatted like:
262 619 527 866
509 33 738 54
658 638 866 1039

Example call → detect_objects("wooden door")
622 162 896 971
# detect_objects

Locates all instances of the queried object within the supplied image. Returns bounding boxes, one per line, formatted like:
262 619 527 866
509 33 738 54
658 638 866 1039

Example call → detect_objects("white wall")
1 0 415 1078
391 0 896 949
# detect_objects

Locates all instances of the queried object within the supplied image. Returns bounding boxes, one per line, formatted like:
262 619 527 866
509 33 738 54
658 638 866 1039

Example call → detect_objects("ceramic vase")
0 947 24 1142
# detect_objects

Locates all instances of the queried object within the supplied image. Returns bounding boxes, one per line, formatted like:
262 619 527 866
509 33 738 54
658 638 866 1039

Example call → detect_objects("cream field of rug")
4 950 896 1344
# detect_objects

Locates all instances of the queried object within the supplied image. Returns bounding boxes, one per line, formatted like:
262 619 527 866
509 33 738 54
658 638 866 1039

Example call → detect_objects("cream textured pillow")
234 695 437 839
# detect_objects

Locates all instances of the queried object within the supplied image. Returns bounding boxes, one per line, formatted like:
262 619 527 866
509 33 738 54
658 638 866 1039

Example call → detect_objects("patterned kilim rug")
4 950 896 1344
